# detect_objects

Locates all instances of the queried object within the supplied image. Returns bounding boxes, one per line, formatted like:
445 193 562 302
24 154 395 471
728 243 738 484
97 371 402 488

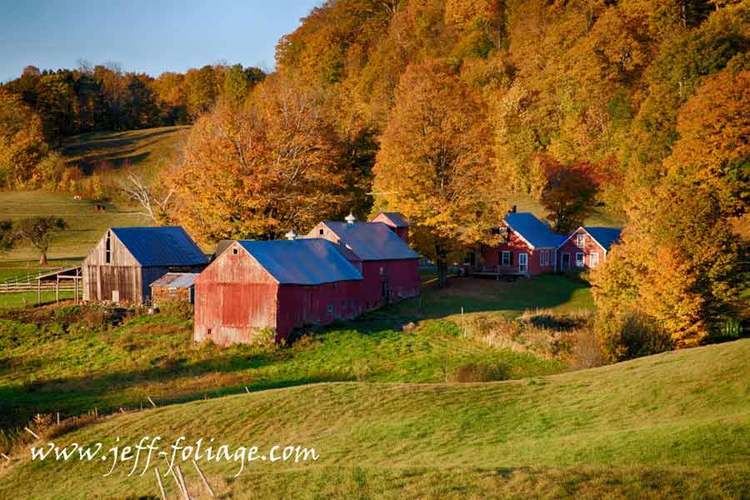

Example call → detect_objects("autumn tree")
592 67 749 355
15 217 67 265
166 75 352 243
539 156 601 233
0 89 50 188
0 220 14 253
373 59 503 286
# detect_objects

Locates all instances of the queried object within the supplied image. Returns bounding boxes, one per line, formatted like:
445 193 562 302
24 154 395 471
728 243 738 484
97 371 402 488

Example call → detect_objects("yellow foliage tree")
0 89 50 188
373 59 504 285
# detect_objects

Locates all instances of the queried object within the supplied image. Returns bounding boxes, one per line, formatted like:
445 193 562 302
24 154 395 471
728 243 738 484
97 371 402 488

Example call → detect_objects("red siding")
194 244 421 346
478 230 556 276
558 228 605 271
194 247 278 346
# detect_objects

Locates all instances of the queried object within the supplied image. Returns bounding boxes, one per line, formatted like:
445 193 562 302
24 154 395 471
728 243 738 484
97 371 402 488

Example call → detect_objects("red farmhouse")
308 213 420 309
194 238 364 345
472 212 565 277
557 226 622 271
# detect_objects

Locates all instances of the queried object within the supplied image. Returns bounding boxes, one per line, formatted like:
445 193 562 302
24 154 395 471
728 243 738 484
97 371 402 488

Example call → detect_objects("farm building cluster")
75 210 619 345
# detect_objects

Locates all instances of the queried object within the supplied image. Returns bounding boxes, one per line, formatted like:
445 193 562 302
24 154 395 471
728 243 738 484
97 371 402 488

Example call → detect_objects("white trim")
502 222 536 250
518 252 528 273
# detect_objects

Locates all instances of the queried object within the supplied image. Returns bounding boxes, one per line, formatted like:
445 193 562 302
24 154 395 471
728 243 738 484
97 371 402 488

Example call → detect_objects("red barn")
371 211 410 243
471 212 565 277
194 239 363 346
557 226 621 271
307 214 420 309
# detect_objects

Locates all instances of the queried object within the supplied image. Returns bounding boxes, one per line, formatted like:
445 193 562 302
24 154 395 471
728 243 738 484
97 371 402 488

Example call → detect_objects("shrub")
448 362 508 383
596 310 673 361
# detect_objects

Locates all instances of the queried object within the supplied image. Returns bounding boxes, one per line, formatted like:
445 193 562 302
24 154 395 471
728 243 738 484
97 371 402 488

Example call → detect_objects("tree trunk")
39 252 47 266
435 243 448 288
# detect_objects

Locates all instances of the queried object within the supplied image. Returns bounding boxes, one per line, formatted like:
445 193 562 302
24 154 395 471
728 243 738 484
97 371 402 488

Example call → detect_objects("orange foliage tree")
538 156 601 233
373 59 503 285
592 67 749 355
165 75 353 243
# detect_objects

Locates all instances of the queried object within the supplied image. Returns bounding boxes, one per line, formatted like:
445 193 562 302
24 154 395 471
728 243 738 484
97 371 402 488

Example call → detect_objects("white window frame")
539 249 549 266
590 252 599 268
518 252 528 273
575 252 585 268
501 251 511 266
576 233 585 247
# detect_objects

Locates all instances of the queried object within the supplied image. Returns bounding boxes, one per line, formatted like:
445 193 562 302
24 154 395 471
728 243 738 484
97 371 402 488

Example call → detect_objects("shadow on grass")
341 274 591 334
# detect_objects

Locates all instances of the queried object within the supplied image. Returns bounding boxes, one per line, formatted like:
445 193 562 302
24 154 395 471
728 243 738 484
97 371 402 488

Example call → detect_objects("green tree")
15 217 68 265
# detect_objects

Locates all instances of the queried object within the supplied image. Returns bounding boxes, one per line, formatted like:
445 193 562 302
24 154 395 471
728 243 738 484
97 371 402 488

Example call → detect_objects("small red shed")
194 239 363 346
371 212 410 243
307 215 420 309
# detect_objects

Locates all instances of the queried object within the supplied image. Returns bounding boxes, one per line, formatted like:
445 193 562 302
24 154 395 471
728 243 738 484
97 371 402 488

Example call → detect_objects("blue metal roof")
238 239 363 285
111 227 208 267
504 213 566 248
584 227 622 251
322 221 420 261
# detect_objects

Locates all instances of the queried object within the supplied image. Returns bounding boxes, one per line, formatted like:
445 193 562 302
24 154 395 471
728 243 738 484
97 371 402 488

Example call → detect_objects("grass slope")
0 276 589 430
0 126 188 265
1 339 747 498
61 126 189 181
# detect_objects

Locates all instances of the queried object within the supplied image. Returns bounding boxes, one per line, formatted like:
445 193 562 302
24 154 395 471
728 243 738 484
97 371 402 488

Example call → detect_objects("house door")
561 253 570 270
518 253 528 274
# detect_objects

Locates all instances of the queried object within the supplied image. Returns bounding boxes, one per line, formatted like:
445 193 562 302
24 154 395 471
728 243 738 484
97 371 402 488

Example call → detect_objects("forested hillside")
0 0 747 356
166 0 748 355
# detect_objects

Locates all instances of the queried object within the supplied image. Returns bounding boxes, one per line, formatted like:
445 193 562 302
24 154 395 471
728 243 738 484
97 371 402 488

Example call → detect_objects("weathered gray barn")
82 227 207 305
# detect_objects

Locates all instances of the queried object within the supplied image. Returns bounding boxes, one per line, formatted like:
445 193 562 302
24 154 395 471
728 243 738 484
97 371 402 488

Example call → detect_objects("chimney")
285 230 297 240
509 205 517 214
345 212 356 224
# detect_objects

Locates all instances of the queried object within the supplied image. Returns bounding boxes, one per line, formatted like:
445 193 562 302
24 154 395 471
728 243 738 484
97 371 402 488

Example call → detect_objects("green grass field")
1 338 747 498
0 276 588 431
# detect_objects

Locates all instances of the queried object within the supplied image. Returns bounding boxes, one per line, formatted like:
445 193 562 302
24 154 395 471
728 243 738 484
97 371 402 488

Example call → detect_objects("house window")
501 251 511 266
379 266 385 275
105 231 111 264
590 252 599 268
327 304 334 314
518 253 528 273
575 252 585 268
539 250 549 266
232 248 239 255
576 233 585 247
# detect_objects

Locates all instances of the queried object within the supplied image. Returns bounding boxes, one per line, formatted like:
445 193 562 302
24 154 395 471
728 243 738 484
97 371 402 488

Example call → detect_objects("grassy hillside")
0 276 589 429
1 339 747 498
0 126 188 266
61 126 189 181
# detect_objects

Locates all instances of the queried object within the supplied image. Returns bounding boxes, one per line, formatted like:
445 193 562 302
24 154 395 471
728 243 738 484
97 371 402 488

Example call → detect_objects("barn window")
232 248 239 255
105 231 112 264
319 228 324 235
207 328 212 336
